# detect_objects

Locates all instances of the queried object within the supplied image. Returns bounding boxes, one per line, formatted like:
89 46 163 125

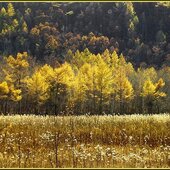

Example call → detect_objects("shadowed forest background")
0 2 170 115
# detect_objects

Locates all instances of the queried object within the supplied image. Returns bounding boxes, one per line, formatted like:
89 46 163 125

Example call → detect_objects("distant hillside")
0 2 170 67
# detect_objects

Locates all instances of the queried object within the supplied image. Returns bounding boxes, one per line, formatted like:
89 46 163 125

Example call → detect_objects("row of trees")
0 49 168 115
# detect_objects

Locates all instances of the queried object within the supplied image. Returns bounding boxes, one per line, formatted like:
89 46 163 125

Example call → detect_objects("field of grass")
0 114 169 168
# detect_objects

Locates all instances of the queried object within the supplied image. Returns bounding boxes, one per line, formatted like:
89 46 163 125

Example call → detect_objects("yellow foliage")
110 51 119 69
73 63 94 102
25 71 49 105
118 54 134 76
114 74 134 101
138 67 157 81
73 56 114 105
3 52 29 88
10 85 22 102
141 78 166 99
13 19 19 28
39 64 54 82
102 49 111 64
22 21 28 33
95 56 113 96
78 63 94 90
7 3 15 17
53 62 74 86
141 79 155 96
0 81 22 102
1 7 7 15
112 54 134 102
0 81 9 99
155 78 165 91
37 62 75 107
5 52 29 69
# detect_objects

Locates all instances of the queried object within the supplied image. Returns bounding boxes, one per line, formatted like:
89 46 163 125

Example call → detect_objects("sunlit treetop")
141 78 166 99
7 3 15 17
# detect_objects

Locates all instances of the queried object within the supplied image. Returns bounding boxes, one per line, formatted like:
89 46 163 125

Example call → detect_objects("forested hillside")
0 2 170 115
0 2 170 67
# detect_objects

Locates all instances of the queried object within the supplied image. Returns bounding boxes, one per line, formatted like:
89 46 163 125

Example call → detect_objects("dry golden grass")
0 114 169 168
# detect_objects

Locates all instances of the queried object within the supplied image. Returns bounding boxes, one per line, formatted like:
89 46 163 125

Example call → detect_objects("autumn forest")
0 2 170 115
0 2 170 168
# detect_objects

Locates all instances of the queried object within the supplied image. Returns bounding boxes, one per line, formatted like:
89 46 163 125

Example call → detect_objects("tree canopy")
0 2 169 115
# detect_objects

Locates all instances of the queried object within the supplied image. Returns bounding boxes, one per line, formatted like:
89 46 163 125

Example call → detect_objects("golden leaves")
0 81 9 99
141 78 166 99
25 71 49 105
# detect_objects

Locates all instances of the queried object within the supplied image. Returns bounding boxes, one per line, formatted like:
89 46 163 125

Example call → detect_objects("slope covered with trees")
0 2 170 115
0 2 170 67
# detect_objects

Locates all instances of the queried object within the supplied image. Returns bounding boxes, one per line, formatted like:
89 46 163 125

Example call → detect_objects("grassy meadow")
0 114 169 168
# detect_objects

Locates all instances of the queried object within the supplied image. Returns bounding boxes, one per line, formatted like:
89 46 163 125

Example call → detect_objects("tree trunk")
147 100 153 114
99 90 103 115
